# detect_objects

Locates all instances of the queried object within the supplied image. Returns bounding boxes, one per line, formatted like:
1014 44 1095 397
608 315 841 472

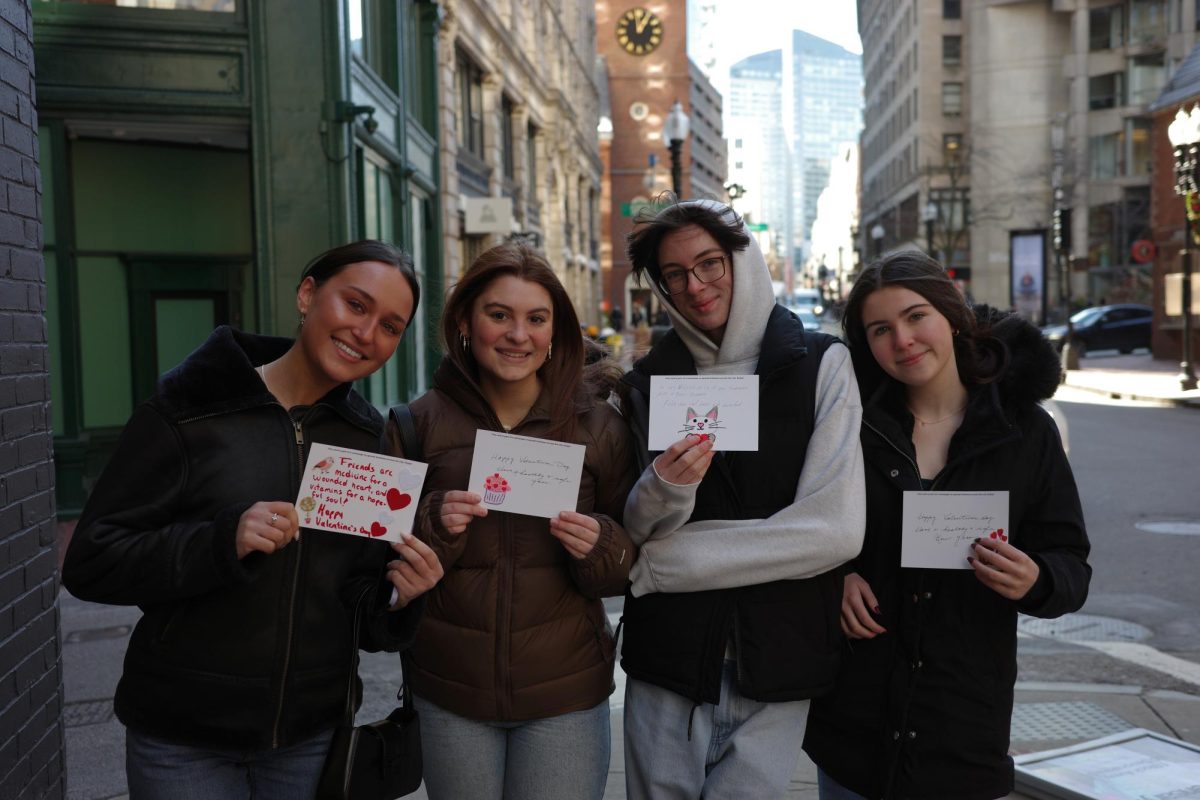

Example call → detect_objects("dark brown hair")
299 239 420 320
842 250 1007 394
441 242 614 440
625 197 751 287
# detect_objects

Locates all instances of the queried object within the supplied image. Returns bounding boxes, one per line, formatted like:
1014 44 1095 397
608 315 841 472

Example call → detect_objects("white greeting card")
467 430 586 519
901 491 1010 570
648 375 759 451
295 444 427 543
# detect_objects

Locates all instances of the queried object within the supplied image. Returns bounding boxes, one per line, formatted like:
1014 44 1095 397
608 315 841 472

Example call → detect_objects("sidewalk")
61 590 1200 799
1060 352 1200 408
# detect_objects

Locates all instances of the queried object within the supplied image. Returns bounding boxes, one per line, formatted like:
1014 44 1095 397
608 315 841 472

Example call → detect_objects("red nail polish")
873 605 881 614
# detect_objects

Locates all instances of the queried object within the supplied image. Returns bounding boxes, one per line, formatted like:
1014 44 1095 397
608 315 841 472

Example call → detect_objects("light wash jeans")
817 767 872 800
624 660 808 799
414 694 611 800
125 726 334 800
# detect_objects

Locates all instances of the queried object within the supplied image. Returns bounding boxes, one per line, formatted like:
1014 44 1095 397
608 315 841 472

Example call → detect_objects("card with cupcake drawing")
467 430 586 519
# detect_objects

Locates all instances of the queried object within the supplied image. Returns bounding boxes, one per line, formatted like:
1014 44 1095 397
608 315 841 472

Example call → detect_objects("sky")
697 0 863 100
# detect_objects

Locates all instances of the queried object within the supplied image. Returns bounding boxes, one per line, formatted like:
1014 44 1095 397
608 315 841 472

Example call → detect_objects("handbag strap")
340 585 373 726
388 404 423 462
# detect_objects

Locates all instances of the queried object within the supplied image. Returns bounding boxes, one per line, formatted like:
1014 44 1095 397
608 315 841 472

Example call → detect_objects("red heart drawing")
386 489 411 510
369 522 388 538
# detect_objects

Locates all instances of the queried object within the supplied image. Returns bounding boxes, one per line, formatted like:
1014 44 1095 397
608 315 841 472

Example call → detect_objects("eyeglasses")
657 256 727 295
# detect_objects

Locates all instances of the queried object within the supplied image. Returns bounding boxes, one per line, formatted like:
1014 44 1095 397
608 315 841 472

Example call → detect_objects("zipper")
270 416 306 748
496 511 514 719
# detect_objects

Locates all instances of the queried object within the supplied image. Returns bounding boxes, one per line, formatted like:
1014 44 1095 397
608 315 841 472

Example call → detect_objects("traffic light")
1052 207 1072 252
946 267 972 281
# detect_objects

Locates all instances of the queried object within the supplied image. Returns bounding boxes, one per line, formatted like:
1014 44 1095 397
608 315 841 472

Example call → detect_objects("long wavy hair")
440 242 618 441
842 250 1008 397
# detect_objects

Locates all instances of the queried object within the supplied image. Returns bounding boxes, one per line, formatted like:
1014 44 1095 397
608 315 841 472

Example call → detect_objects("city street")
58 360 1200 800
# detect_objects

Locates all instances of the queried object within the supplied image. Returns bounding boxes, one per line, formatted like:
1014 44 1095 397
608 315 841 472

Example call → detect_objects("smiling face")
861 285 961 392
462 274 554 395
657 224 734 343
296 260 414 386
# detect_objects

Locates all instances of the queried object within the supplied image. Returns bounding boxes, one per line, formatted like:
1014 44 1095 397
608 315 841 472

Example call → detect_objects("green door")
127 257 245 403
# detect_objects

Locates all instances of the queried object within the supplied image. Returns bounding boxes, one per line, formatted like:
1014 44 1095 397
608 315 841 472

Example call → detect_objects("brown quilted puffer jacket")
385 359 636 722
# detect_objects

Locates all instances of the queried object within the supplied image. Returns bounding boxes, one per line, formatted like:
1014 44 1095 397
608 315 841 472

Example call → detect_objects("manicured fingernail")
873 606 881 614
967 556 975 565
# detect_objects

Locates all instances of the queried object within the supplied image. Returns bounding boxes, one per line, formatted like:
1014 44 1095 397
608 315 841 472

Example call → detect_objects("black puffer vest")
619 306 844 704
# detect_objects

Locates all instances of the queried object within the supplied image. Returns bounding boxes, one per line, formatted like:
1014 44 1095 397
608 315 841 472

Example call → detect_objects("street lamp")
664 100 690 199
870 223 885 260
1166 105 1199 391
921 201 938 259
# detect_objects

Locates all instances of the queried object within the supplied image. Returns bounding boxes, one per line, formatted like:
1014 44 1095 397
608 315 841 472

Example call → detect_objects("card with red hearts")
296 443 427 543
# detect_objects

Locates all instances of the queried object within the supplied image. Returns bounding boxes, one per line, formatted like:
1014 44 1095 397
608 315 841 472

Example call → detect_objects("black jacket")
619 307 844 703
803 308 1091 800
62 326 422 750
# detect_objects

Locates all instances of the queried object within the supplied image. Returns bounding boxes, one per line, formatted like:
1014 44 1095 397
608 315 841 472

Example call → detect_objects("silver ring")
270 512 279 524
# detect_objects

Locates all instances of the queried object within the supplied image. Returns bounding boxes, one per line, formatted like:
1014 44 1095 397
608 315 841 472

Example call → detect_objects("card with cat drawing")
647 375 759 451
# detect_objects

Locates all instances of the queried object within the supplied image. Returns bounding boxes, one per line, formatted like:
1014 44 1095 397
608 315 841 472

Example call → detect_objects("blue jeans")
623 661 808 799
414 694 611 800
817 767 871 800
125 726 334 800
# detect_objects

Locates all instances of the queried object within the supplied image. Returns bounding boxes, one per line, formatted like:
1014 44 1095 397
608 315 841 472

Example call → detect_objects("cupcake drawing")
483 473 511 505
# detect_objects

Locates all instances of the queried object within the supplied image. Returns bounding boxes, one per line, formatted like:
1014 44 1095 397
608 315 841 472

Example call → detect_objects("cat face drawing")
680 406 721 441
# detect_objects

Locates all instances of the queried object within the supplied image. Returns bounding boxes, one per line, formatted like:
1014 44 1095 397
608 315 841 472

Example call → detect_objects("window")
457 49 485 159
942 35 961 67
1128 53 1166 105
943 0 960 19
501 96 515 181
1088 73 1124 109
1089 6 1124 51
405 0 438 131
1127 117 1152 176
942 82 962 117
1129 0 1167 45
350 0 398 90
525 123 539 221
1089 133 1122 180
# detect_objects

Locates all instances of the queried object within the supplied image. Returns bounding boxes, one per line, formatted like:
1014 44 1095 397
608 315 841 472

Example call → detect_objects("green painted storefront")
34 0 443 515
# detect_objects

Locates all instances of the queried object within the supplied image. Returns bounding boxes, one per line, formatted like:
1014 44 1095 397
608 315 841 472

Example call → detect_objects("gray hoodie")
623 200 866 597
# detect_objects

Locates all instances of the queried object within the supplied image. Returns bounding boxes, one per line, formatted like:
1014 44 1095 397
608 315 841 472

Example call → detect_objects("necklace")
909 404 966 426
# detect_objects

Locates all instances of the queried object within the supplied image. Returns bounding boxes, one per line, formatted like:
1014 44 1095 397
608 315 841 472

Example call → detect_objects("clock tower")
597 0 717 333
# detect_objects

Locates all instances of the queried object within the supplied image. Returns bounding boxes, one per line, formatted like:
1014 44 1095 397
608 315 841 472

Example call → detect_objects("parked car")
1041 303 1152 357
788 306 824 332
790 287 825 316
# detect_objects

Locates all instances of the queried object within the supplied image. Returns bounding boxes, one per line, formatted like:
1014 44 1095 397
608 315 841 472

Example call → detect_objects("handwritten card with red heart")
295 443 427 543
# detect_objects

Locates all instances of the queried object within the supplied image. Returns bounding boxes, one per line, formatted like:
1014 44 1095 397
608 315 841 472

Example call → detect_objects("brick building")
0 0 65 797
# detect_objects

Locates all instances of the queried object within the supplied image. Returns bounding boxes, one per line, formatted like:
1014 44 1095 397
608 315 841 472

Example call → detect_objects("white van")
791 288 824 316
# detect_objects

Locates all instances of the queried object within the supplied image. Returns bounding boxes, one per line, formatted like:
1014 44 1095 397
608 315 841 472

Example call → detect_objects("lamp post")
1167 106 1199 391
664 100 690 200
921 201 938 260
870 223 885 260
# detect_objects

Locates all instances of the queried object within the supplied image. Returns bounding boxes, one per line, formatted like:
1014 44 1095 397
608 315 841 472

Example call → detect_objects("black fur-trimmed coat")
803 308 1092 800
63 326 422 750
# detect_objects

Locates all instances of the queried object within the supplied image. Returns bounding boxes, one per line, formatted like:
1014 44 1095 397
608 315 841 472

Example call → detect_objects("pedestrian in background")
387 242 635 800
618 199 865 798
803 250 1091 799
62 241 443 799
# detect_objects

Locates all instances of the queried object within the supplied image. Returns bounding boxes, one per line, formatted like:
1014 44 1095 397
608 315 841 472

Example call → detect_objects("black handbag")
316 588 423 800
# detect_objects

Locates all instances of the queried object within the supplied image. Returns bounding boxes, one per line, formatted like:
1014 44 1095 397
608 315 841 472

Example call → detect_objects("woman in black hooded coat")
802 251 1091 800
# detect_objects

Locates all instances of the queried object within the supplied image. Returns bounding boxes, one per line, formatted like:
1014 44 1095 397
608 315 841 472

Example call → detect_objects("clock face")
617 7 663 56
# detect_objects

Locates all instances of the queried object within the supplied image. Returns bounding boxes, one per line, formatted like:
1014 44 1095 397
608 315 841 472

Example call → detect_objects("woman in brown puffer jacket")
386 242 636 800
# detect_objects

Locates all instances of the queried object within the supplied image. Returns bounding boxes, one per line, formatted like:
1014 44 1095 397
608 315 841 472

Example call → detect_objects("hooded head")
626 199 775 373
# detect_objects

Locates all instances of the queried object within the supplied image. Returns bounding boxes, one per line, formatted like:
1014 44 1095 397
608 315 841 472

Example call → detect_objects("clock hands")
635 13 650 34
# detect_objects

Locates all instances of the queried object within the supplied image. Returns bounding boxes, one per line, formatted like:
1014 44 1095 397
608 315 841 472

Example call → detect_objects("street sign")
464 197 513 233
621 201 668 217
747 223 768 231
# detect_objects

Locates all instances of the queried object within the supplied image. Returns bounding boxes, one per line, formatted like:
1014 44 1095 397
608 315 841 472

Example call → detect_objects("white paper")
647 375 759 451
901 491 1010 570
467 430 586 519
296 444 428 543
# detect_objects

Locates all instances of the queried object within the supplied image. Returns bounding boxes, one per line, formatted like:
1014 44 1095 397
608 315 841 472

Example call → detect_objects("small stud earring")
461 333 470 352
953 328 960 336
300 314 306 327
546 341 553 362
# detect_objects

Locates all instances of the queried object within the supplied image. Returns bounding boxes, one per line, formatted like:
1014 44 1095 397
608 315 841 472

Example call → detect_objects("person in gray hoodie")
618 199 866 798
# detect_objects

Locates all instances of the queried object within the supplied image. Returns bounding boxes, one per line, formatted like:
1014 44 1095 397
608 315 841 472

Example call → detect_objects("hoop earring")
546 341 553 362
460 333 470 352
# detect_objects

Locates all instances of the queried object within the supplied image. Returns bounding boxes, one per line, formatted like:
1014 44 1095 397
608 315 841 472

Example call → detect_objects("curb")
1060 378 1200 409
